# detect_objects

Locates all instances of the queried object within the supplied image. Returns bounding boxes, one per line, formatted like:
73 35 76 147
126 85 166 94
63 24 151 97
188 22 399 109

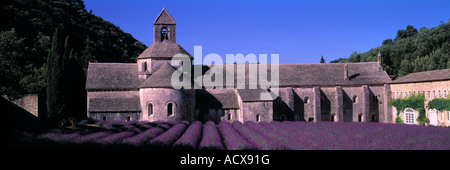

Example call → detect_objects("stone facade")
390 79 450 126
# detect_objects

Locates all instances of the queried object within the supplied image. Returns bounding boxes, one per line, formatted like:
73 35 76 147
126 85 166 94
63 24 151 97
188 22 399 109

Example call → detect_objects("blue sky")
84 0 450 64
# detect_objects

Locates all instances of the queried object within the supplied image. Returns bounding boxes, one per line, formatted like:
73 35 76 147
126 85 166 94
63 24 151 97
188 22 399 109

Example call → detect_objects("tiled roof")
391 68 450 84
136 41 193 59
154 7 176 25
196 89 240 109
89 97 141 112
86 63 141 90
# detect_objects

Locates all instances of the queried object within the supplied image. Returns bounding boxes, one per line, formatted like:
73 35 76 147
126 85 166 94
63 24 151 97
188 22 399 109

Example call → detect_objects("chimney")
344 63 349 81
377 52 383 72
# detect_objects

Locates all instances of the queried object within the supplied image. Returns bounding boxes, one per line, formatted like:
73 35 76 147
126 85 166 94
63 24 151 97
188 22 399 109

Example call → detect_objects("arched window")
227 113 231 120
101 115 107 121
352 95 358 103
358 113 362 122
445 90 447 98
428 91 430 99
256 114 260 122
304 97 309 104
405 108 415 124
126 115 131 122
148 103 153 117
161 28 169 41
371 114 376 122
167 102 174 117
331 113 336 122
438 90 441 98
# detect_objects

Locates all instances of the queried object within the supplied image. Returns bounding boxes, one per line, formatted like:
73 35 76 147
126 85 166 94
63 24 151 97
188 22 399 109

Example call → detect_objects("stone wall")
242 101 273 122
10 94 44 118
140 88 195 122
90 112 140 121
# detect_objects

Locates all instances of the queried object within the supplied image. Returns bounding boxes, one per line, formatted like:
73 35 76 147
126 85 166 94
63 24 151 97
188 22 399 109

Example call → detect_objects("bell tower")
153 6 176 43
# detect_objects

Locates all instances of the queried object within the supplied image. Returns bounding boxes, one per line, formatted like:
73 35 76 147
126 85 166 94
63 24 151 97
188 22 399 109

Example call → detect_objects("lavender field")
17 120 450 150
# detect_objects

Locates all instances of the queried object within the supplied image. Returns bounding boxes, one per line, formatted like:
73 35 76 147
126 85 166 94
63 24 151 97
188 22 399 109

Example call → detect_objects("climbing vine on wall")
427 97 450 112
388 94 428 125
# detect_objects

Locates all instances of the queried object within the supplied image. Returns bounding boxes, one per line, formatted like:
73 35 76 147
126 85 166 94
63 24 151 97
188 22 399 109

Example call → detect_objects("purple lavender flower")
95 131 135 146
233 121 289 150
147 123 188 149
218 121 255 150
121 127 165 147
172 121 203 150
199 121 225 150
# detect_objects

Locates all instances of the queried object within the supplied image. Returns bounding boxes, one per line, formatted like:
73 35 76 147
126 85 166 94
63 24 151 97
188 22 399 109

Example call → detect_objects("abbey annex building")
85 8 450 126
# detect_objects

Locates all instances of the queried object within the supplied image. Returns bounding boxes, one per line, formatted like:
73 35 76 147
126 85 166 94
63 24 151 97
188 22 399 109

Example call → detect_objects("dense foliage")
11 120 450 150
388 94 428 125
0 0 147 126
427 97 450 112
329 21 450 79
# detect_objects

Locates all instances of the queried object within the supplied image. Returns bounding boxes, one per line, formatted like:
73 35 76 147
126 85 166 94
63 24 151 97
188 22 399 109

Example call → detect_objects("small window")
352 95 358 103
148 103 153 117
330 113 336 122
167 102 174 117
448 111 450 121
371 115 376 122
358 113 362 122
161 28 169 41
101 115 107 121
142 61 147 72
304 97 309 104
126 115 131 122
256 114 260 122
433 91 436 98
228 113 231 120
428 91 430 99
308 118 314 122
444 90 447 98
438 90 441 98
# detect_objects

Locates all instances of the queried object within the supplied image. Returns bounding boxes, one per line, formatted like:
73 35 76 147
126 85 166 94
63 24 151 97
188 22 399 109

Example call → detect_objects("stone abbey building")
86 7 395 123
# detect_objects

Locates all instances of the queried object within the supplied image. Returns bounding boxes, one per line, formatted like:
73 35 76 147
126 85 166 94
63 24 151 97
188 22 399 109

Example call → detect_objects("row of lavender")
33 120 450 150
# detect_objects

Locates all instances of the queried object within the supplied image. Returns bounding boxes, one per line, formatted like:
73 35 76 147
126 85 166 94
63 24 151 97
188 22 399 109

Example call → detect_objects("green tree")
382 39 393 45
320 55 325 63
0 29 26 99
398 59 413 77
46 29 64 127
395 25 418 40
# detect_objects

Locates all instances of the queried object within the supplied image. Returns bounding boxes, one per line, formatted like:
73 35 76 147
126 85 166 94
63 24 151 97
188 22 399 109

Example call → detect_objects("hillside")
0 0 147 99
330 21 450 79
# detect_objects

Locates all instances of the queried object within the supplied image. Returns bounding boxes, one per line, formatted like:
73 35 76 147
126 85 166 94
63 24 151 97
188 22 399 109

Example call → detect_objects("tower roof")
154 7 176 25
136 41 193 59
